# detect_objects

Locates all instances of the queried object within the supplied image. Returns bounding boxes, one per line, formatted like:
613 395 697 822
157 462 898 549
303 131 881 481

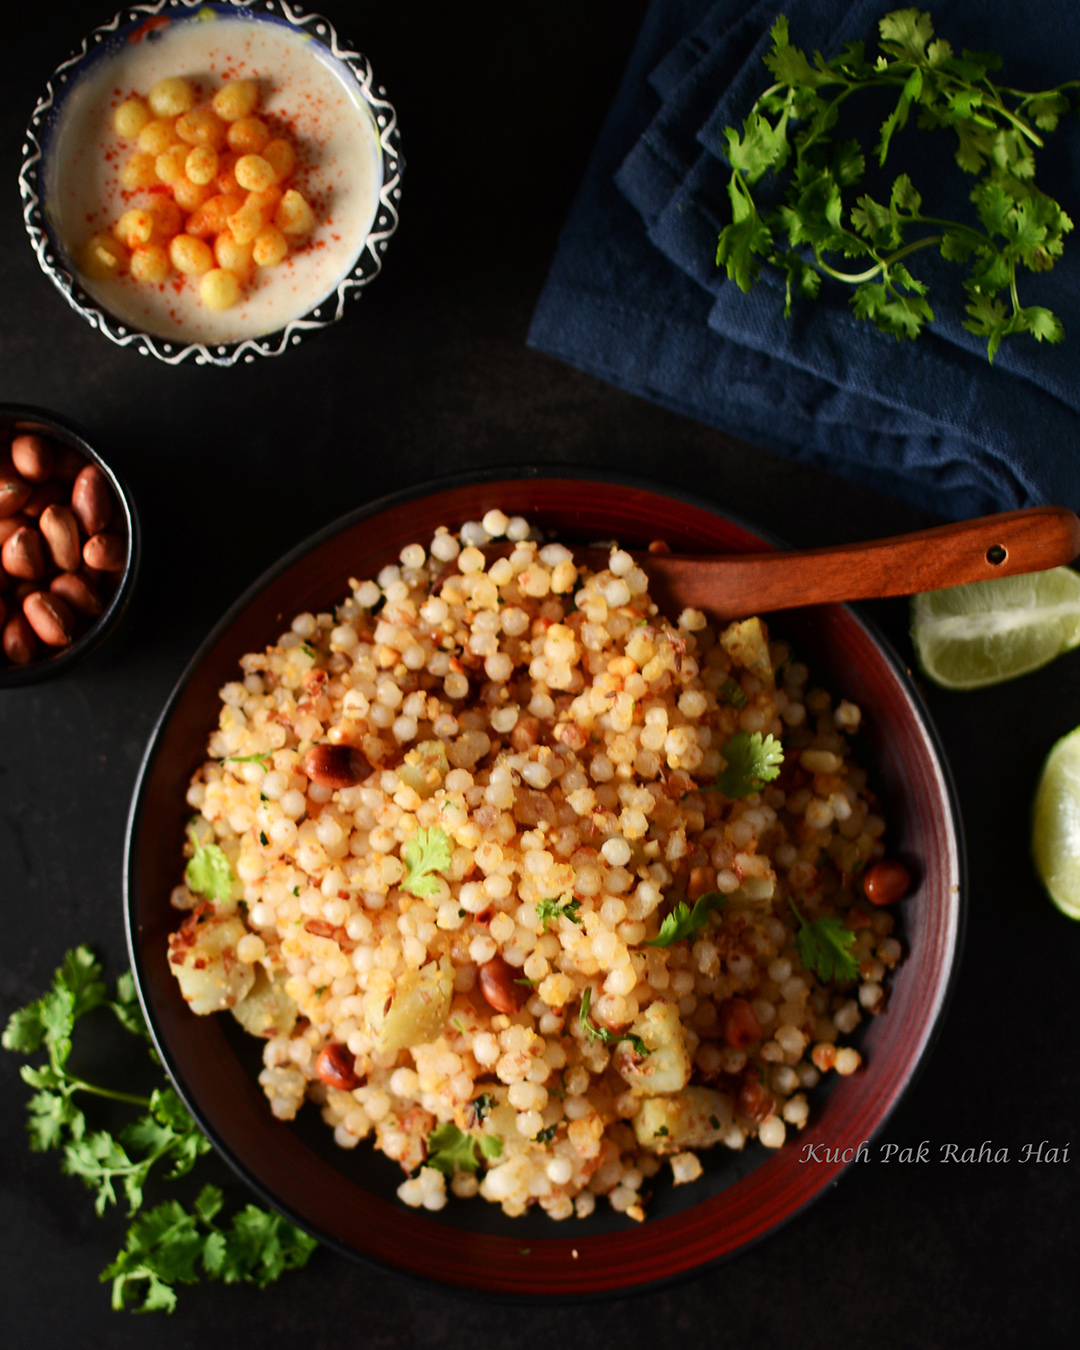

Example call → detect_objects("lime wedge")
1032 726 1080 919
910 567 1080 690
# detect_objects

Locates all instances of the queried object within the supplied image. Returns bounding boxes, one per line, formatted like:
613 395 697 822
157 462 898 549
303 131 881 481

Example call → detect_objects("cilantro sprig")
578 987 648 1057
647 892 727 947
400 826 453 898
535 896 582 931
424 1121 503 1176
716 9 1077 360
710 731 784 798
3 947 317 1313
184 824 234 905
789 900 860 982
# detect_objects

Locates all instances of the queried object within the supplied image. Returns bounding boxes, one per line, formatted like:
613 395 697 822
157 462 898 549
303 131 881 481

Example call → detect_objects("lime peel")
1032 726 1080 920
911 567 1080 690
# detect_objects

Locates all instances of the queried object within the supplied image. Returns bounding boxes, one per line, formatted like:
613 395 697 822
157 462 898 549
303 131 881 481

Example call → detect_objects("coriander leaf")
400 827 453 898
763 15 830 90
425 1121 500 1176
184 827 234 905
3 1003 48 1055
647 892 727 947
723 109 791 183
578 987 648 1057
719 677 749 709
533 1123 558 1146
224 752 273 766
877 8 935 63
535 896 582 931
711 731 784 798
26 1088 85 1152
790 900 859 982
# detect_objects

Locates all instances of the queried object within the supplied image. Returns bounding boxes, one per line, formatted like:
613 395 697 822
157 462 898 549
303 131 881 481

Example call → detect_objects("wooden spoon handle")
635 506 1080 621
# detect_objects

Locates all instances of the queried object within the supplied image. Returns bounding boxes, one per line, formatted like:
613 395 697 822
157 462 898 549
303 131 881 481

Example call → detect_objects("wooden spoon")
504 506 1080 622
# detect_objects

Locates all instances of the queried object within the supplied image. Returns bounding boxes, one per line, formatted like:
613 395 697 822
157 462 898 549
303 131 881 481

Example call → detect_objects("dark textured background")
1 3 1077 1347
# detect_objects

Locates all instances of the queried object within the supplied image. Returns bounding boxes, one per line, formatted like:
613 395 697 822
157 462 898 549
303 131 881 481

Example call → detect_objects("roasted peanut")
71 464 114 536
39 505 82 572
862 860 911 906
477 954 528 1014
736 1073 775 1123
23 591 74 647
3 613 37 664
303 742 372 789
0 473 31 520
2 526 45 580
314 1042 362 1091
50 571 104 618
718 997 762 1049
11 434 53 483
83 532 126 573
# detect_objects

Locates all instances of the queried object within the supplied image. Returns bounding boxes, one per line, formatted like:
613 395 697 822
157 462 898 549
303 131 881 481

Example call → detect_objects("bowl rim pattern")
124 465 967 1296
18 0 403 368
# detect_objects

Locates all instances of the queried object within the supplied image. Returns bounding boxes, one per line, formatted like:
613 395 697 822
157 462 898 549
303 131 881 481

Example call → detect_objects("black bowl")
0 404 140 688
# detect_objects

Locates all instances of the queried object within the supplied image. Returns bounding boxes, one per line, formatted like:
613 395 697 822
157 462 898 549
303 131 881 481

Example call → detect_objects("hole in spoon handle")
986 544 1007 566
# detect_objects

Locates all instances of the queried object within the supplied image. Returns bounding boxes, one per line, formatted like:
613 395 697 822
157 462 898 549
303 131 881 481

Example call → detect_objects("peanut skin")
83 531 126 573
72 464 114 536
0 474 31 520
3 613 38 664
50 571 104 618
2 526 45 581
477 955 528 1014
39 504 82 572
303 743 371 789
10 434 53 483
23 591 75 647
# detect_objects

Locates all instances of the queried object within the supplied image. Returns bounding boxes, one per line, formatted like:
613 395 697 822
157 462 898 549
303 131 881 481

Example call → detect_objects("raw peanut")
2 526 45 580
477 955 528 1014
23 481 66 519
71 464 115 535
0 513 28 548
0 474 31 519
83 532 126 573
862 860 911 906
11 434 53 483
314 1043 362 1091
303 743 372 789
718 997 762 1049
39 505 82 572
51 571 104 618
3 613 37 664
52 446 86 481
23 591 74 647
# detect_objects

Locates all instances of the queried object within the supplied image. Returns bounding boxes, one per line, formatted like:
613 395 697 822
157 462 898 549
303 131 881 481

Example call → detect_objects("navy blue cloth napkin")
527 0 1080 518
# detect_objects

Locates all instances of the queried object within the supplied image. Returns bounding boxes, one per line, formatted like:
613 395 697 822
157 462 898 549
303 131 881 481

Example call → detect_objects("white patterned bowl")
19 0 402 367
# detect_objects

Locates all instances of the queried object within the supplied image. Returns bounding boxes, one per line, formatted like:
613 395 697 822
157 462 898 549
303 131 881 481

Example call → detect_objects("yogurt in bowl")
21 1 402 366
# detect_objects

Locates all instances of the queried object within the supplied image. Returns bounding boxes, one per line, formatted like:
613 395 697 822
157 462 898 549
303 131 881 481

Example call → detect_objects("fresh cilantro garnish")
224 752 273 767
646 892 727 947
578 988 648 1057
790 900 860 982
715 9 1076 360
3 947 316 1312
514 977 539 988
400 827 453 898
102 1186 316 1313
184 825 234 905
710 732 784 798
533 1123 558 1145
720 677 749 708
425 1122 503 1176
654 1125 670 1138
535 896 582 931
709 1114 722 1130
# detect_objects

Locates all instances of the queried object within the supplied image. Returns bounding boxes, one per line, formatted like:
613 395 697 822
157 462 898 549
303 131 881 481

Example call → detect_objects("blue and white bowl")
19 0 403 367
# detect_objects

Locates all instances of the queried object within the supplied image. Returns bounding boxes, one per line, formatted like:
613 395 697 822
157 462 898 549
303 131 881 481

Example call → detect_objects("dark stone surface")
1 3 1076 1347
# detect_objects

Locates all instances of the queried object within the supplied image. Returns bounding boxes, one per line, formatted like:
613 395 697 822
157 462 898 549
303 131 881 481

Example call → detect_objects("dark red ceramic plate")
125 470 965 1295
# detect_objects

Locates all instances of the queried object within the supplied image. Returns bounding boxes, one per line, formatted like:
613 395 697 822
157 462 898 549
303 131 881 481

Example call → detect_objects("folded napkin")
528 0 1080 518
